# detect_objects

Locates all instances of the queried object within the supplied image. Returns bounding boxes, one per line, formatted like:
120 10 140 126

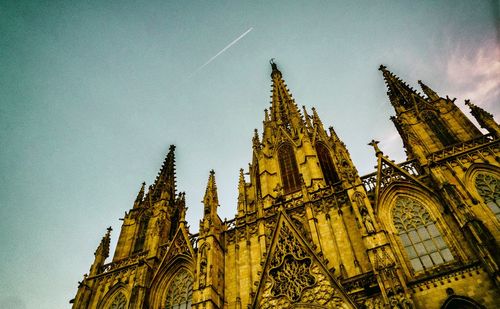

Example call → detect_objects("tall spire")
151 145 176 202
203 170 219 215
418 80 439 101
269 59 303 131
379 65 422 112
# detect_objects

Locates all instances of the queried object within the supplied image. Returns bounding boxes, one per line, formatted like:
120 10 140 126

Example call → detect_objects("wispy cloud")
445 39 500 114
187 27 254 79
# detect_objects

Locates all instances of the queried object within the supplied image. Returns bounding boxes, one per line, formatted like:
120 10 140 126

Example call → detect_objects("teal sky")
1 1 498 308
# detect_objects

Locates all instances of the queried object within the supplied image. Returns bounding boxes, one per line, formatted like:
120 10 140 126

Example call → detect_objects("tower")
72 62 499 309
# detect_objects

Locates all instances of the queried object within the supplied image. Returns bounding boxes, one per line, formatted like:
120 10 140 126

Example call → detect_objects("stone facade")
72 62 500 308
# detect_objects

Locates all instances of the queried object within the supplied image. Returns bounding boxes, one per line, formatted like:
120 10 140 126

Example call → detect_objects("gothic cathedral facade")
72 62 500 308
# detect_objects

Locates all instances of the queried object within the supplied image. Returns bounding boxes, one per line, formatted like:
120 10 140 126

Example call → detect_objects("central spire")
269 59 303 131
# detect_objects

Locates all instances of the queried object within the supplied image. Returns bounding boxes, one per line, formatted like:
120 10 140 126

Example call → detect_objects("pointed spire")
465 100 500 138
252 129 261 150
151 145 176 202
95 227 112 258
134 182 146 205
311 107 325 130
203 170 219 214
302 106 313 129
418 80 439 101
379 65 422 112
237 168 247 216
269 59 303 130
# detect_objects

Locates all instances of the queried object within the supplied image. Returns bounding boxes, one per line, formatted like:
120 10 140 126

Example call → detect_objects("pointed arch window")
278 143 301 194
316 143 339 185
133 216 149 253
165 269 193 309
421 111 458 146
109 292 127 309
254 161 262 199
392 197 454 272
474 173 500 220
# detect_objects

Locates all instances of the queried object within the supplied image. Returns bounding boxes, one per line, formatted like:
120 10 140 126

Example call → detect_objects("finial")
417 80 439 100
169 144 176 151
270 58 277 70
203 169 219 211
379 64 387 71
106 226 112 233
368 139 383 156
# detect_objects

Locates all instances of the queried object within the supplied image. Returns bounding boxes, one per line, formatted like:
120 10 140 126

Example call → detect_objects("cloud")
445 39 500 115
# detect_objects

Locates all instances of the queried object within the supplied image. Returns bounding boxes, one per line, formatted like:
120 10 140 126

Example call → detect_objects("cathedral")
71 62 500 308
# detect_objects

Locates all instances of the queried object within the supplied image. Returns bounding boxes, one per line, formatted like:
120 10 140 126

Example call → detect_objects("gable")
252 211 357 308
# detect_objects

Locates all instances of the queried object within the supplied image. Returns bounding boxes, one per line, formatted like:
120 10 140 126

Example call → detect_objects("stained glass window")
278 143 301 194
316 143 339 185
392 197 453 272
165 269 193 309
475 173 500 220
109 292 127 309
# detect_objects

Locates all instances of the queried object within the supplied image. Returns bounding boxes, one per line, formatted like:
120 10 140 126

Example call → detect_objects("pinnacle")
203 169 219 209
466 99 493 117
151 145 177 201
379 64 424 109
418 80 439 100
95 226 112 257
267 60 304 130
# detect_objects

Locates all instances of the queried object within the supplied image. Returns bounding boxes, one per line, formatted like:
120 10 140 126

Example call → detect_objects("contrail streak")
190 27 253 77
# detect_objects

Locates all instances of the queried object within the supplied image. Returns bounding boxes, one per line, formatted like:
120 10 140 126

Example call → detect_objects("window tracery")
165 269 193 309
278 143 301 194
474 173 500 220
109 292 127 309
392 197 453 272
316 143 339 185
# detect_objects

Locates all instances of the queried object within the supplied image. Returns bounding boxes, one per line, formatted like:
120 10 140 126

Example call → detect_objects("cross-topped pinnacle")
368 139 383 157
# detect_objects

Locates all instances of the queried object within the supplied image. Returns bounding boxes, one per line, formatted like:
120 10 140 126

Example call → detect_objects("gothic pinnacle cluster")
72 62 500 309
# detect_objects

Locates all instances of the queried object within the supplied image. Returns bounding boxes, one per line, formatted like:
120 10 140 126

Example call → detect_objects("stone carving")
164 269 193 309
109 292 127 309
362 213 375 234
258 221 348 308
199 245 209 288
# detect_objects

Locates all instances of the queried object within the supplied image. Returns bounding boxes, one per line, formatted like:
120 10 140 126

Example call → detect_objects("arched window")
109 292 127 309
421 111 458 146
278 143 301 193
316 143 339 185
133 216 149 253
392 197 454 272
474 173 500 220
165 269 193 309
254 161 262 199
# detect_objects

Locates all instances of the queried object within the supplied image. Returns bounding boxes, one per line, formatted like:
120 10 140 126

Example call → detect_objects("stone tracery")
392 197 453 272
165 269 193 309
474 173 500 220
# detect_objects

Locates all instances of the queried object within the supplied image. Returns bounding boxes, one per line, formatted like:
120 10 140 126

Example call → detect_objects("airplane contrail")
190 27 254 76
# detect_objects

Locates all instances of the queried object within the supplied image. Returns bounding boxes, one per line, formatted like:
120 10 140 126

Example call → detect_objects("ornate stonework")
72 63 499 309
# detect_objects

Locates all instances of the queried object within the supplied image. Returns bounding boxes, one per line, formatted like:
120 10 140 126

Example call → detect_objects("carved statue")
363 214 375 234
